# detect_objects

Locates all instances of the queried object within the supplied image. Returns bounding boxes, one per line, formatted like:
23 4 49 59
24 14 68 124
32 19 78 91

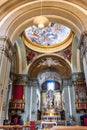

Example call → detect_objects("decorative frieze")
0 36 15 61
11 73 29 85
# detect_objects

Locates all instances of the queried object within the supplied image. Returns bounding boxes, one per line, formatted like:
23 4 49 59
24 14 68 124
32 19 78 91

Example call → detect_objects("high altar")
40 88 64 128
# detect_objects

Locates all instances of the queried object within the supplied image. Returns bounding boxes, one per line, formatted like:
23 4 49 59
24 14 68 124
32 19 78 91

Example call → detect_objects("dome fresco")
25 23 71 46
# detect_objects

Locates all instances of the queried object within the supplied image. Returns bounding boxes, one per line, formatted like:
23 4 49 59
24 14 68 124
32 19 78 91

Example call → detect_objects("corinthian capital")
82 32 87 47
11 73 29 85
0 36 15 61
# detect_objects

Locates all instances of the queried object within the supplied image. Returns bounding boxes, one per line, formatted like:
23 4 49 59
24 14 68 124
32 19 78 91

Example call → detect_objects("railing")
0 125 35 130
0 125 87 130
52 126 87 130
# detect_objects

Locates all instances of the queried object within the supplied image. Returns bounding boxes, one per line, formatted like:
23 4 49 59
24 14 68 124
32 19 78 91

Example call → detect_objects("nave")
0 0 87 129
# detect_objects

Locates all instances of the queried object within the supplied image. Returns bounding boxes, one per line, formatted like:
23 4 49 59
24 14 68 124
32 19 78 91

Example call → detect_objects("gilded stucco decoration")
28 55 71 78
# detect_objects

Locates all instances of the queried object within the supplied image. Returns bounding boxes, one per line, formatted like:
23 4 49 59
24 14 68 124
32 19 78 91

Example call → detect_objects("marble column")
79 32 87 85
62 78 72 121
5 81 13 120
0 36 14 124
27 79 39 121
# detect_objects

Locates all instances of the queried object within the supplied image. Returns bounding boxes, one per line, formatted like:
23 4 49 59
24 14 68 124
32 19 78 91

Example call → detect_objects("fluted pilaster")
79 32 87 85
0 36 14 124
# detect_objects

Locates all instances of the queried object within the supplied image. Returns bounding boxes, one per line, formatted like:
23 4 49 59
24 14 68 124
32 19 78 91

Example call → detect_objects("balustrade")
0 125 35 130
0 125 87 130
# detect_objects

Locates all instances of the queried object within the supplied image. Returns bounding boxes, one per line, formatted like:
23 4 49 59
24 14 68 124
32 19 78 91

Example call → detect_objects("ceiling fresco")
24 23 72 80
25 43 72 66
26 47 38 65
58 44 72 62
25 23 71 46
37 67 61 86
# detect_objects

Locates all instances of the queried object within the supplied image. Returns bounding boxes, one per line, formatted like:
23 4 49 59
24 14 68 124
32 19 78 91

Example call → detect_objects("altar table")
41 121 57 128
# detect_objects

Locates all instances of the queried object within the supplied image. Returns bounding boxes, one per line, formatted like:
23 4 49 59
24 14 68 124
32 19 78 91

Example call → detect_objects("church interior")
0 0 87 129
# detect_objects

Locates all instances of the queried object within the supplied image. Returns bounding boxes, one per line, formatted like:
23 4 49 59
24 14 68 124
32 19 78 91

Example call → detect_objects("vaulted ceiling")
28 54 71 78
0 0 87 80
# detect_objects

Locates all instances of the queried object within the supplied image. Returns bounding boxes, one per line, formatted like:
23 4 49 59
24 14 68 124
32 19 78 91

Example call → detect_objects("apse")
37 67 61 88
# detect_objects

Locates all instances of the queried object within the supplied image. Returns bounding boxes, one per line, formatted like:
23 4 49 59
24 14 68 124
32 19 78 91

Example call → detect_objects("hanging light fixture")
33 0 49 29
33 15 49 29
